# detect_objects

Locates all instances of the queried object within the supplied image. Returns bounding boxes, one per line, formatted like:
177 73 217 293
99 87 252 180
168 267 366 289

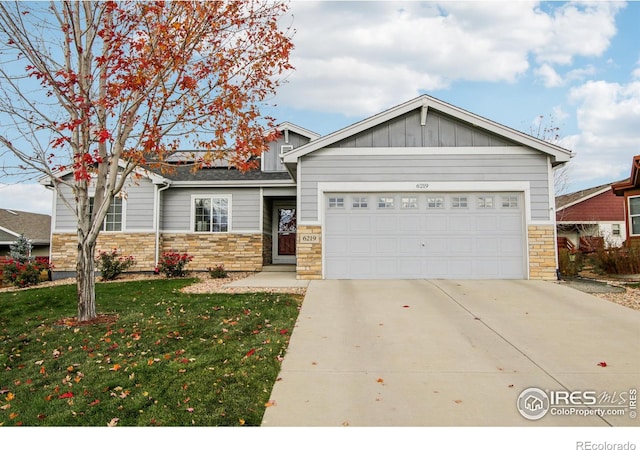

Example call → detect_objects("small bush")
592 245 640 275
558 248 583 277
208 264 228 279
2 258 51 288
95 249 136 281
158 251 193 278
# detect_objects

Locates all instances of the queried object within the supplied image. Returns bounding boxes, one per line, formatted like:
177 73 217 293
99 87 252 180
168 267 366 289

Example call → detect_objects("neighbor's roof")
0 209 51 245
555 182 621 210
611 155 640 195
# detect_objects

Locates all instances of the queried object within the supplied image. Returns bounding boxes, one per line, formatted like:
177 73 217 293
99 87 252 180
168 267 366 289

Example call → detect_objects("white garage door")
324 192 525 279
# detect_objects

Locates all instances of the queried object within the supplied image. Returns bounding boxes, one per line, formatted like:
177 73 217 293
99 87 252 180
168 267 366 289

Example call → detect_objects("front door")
273 204 296 264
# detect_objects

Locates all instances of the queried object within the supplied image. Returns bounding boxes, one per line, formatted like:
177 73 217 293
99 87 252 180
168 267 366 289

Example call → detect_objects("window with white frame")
328 197 344 209
401 196 418 209
477 196 494 209
451 196 468 209
352 196 369 209
377 197 395 209
427 197 444 209
612 224 621 236
194 197 229 232
89 197 123 231
629 197 640 235
501 195 519 209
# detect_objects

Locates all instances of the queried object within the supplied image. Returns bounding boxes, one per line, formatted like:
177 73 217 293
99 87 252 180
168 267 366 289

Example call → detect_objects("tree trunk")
76 237 97 322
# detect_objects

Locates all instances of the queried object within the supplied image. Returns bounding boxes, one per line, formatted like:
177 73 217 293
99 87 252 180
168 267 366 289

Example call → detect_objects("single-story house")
44 94 572 280
612 155 640 245
0 208 51 258
555 183 625 251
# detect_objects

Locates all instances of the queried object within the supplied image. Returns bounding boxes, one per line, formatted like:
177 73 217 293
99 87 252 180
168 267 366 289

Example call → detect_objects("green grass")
0 279 302 426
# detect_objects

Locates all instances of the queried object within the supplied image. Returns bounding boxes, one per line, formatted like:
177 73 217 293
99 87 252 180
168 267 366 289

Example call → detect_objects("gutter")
154 182 172 267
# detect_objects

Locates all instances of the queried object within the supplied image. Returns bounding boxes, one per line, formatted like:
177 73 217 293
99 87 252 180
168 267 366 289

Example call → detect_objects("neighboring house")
43 95 572 281
555 183 626 251
0 208 51 258
612 155 640 246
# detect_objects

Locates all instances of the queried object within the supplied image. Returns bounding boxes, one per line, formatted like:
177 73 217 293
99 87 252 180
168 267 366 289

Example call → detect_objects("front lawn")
0 279 302 426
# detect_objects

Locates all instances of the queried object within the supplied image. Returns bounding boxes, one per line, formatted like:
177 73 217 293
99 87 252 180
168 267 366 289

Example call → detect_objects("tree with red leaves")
0 1 293 321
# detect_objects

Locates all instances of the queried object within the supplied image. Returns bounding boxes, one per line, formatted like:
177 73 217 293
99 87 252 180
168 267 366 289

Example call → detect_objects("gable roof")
274 122 321 141
283 94 573 167
0 209 51 245
556 182 621 211
611 155 640 195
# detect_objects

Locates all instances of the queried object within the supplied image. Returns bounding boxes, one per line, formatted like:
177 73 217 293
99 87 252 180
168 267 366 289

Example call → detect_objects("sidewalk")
227 270 309 289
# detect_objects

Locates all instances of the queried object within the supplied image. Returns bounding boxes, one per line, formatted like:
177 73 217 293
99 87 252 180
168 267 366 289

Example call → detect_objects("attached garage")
283 95 573 281
324 191 525 279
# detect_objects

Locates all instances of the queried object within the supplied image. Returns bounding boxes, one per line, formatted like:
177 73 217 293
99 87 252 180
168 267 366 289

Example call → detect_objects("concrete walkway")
226 270 309 289
261 280 640 426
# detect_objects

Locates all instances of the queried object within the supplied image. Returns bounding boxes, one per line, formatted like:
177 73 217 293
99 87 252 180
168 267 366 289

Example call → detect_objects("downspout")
155 182 171 268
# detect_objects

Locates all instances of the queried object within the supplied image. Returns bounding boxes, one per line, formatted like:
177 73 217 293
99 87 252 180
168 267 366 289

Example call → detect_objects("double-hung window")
89 197 123 231
194 197 229 232
629 197 640 235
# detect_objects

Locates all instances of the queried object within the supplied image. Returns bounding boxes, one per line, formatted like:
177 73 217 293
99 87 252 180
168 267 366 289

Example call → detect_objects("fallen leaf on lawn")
58 392 74 399
34 360 44 366
9 413 18 420
239 418 245 425
279 329 289 335
597 361 608 367
0 404 10 411
39 366 46 375
66 366 74 372
44 395 52 402
89 399 100 406
245 349 256 358
186 407 194 413
264 400 276 407
0 389 8 394
110 364 121 371
37 414 46 420
5 392 14 401
107 417 119 427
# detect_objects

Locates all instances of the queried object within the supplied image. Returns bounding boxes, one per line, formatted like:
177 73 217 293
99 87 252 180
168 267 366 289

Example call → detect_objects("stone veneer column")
296 225 322 280
528 225 557 280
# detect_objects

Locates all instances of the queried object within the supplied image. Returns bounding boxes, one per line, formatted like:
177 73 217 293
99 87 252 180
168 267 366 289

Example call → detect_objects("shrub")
208 264 228 279
591 245 640 275
2 258 50 288
158 251 193 278
95 249 136 281
558 248 583 277
9 234 32 263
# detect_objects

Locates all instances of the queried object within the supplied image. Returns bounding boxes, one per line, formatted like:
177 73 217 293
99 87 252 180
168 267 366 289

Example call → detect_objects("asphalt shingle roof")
0 209 51 244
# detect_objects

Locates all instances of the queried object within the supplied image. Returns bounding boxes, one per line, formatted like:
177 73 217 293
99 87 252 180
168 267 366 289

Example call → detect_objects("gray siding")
54 176 155 231
300 153 551 222
263 132 311 172
335 109 512 148
122 178 155 230
162 187 260 231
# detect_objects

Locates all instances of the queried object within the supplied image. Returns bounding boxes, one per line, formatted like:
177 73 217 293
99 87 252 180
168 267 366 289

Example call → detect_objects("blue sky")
1 0 640 215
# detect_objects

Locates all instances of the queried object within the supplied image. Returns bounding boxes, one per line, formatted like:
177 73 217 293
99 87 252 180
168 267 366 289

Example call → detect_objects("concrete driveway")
261 280 640 426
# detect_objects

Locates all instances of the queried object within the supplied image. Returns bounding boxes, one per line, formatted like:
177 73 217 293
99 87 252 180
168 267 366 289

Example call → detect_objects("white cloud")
0 183 53 216
562 79 640 184
278 1 624 116
535 63 563 87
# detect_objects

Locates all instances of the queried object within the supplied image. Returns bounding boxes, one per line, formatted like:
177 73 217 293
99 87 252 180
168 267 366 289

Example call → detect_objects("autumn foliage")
0 1 294 320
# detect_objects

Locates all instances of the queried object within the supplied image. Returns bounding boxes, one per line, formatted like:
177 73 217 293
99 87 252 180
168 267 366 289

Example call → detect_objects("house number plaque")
416 183 430 189
300 234 320 243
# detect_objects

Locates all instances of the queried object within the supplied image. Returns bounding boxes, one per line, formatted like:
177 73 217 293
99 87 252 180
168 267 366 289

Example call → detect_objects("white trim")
271 122 321 140
628 195 640 236
313 146 540 157
0 225 20 238
189 194 232 233
169 180 294 187
259 187 264 233
547 157 559 275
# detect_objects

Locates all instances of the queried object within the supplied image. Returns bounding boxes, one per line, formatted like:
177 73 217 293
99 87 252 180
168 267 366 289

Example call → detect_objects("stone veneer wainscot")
528 225 557 280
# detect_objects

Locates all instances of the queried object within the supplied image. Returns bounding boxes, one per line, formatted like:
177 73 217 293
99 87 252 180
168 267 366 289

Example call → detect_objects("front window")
629 197 640 235
89 197 123 231
194 197 229 232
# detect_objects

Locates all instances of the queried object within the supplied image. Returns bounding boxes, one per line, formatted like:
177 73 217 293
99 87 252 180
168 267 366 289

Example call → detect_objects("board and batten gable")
161 187 261 232
52 174 156 232
262 130 314 172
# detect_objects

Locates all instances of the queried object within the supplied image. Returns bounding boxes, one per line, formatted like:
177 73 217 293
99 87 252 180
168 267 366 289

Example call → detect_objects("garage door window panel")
477 196 494 209
377 197 395 209
427 197 444 209
452 196 468 209
401 197 418 209
352 197 369 209
328 197 344 209
501 195 519 209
